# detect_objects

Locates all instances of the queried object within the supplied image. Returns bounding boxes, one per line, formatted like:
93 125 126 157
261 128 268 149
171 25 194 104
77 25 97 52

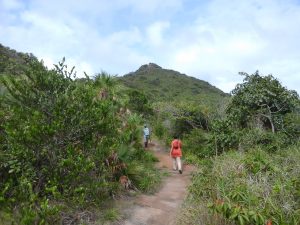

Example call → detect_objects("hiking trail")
114 140 196 225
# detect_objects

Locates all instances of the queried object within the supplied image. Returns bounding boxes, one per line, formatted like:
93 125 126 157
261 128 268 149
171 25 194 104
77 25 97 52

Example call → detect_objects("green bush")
227 71 300 134
0 59 159 223
183 129 214 158
239 129 288 152
210 119 239 154
283 112 300 142
185 145 300 225
125 161 161 193
153 121 168 139
126 89 154 118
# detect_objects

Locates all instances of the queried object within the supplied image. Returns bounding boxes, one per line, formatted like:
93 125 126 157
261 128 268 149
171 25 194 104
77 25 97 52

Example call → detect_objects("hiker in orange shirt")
170 136 182 174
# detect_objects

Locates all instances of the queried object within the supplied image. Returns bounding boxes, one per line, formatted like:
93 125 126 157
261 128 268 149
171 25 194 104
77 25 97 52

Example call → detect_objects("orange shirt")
171 139 182 157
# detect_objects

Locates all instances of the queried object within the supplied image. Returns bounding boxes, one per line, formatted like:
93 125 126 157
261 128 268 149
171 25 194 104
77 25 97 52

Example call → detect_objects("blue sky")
1 0 300 94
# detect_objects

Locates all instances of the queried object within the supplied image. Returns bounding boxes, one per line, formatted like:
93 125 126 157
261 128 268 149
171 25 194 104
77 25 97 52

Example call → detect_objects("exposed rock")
137 63 162 72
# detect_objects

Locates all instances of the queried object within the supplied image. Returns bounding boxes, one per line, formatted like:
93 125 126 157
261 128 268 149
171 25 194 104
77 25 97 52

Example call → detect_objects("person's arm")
169 142 173 157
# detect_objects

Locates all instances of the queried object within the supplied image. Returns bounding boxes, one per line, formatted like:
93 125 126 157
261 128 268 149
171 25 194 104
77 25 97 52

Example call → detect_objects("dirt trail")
118 141 195 225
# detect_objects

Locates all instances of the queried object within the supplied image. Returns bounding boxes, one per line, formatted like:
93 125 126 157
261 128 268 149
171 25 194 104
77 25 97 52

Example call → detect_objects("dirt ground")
115 141 195 225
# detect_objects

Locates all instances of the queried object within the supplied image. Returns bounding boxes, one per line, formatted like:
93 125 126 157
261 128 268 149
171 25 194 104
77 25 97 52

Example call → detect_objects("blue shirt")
143 127 150 136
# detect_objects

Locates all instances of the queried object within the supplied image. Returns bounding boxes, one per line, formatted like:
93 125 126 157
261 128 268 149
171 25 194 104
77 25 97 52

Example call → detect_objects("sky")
1 0 300 94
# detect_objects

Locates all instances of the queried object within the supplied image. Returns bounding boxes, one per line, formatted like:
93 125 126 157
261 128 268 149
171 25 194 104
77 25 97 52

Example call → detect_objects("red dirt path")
117 141 195 225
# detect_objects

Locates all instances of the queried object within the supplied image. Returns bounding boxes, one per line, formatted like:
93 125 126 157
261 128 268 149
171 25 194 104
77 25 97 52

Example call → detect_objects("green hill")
1 44 229 105
118 63 229 104
0 44 38 95
0 43 36 76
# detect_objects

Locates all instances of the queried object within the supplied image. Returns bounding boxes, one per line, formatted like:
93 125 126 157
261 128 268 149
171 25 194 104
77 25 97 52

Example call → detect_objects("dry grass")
176 200 234 225
178 145 300 224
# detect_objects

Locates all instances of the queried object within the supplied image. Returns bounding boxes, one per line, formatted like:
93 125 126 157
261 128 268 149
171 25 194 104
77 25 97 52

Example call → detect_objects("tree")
126 89 153 117
0 58 143 223
227 71 299 133
153 101 211 137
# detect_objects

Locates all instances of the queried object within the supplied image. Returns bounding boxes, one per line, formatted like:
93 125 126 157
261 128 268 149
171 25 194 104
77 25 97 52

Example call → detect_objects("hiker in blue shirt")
143 125 150 148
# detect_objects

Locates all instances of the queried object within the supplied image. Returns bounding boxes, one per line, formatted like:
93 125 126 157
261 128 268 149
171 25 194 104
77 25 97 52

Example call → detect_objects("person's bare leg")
176 157 182 174
172 158 177 170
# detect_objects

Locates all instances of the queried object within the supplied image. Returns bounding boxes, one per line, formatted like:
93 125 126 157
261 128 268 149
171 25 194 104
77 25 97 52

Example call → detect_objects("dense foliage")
177 72 300 225
0 58 160 224
2 43 300 225
119 63 228 104
179 146 300 225
0 43 35 76
125 69 300 225
181 72 300 157
227 71 299 134
125 89 154 117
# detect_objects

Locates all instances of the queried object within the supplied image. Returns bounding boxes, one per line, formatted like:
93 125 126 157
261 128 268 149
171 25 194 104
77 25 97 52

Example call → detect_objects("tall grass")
178 144 300 225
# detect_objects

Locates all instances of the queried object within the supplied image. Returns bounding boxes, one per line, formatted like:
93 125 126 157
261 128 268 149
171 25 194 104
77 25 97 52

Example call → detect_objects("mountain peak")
137 63 162 72
120 63 228 103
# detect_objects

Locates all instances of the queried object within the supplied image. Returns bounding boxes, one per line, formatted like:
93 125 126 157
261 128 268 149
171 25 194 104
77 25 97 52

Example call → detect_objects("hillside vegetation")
119 63 228 105
0 44 35 76
1 44 300 225
0 53 161 224
119 61 300 224
170 72 300 225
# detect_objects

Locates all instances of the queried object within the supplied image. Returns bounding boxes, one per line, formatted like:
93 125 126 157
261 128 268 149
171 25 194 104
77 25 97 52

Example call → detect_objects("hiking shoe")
179 170 182 174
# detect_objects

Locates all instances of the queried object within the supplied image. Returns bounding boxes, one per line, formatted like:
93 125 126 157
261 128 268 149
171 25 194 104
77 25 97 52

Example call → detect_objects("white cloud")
0 0 299 94
0 0 24 11
163 0 300 93
125 0 182 14
109 27 142 46
146 21 170 47
175 46 199 65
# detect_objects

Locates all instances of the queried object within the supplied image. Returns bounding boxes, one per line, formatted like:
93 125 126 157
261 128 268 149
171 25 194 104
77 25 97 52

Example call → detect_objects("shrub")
227 71 300 134
184 146 300 225
210 119 239 154
238 129 288 152
0 59 159 223
153 121 168 140
183 129 214 158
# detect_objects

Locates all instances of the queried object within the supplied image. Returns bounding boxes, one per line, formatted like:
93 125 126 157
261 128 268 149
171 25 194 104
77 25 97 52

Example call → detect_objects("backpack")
173 140 180 149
